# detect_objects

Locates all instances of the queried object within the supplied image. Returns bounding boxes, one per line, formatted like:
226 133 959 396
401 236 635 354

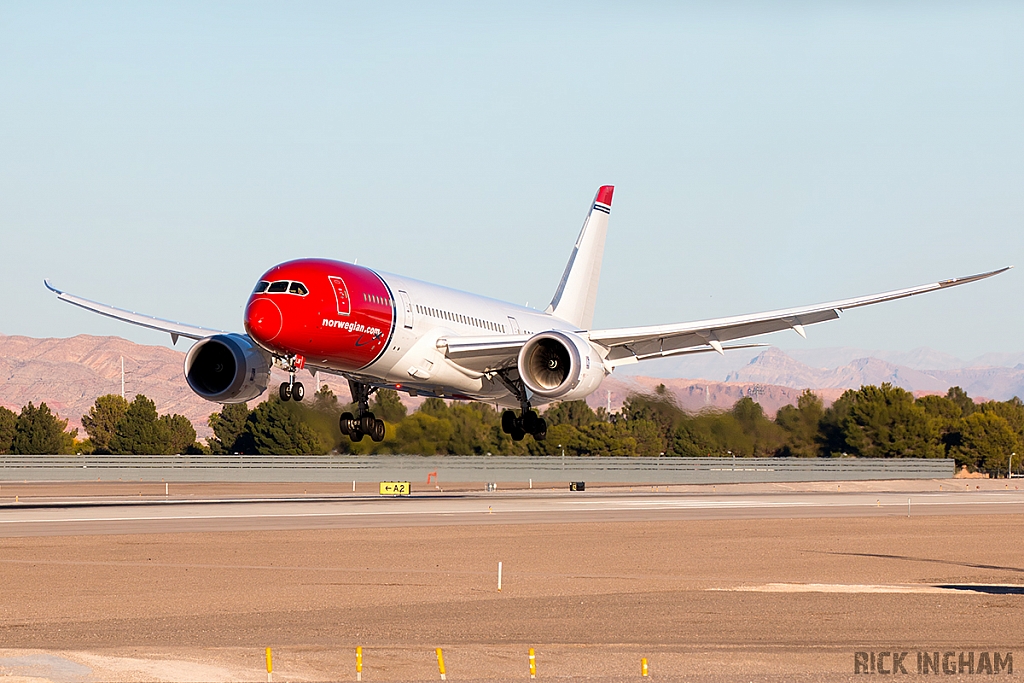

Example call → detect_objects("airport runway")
1 487 1023 537
3 482 1024 681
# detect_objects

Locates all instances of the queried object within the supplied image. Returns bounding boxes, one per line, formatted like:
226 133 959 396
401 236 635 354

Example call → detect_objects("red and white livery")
47 186 1009 442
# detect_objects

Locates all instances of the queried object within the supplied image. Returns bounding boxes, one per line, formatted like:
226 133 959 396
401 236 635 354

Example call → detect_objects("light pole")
559 444 564 471
1010 452 1015 479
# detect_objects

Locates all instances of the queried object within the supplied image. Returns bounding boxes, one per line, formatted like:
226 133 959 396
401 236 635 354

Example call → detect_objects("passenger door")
398 290 414 329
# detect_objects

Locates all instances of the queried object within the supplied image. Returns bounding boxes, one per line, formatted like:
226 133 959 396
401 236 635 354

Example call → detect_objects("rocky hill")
724 347 1024 400
0 334 334 438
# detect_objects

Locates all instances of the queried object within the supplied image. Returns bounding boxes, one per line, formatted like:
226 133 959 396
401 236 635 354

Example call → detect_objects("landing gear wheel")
279 382 291 401
522 409 540 434
501 410 517 434
339 412 355 435
370 419 386 443
510 428 526 442
291 382 304 402
350 429 364 442
532 417 547 441
360 412 377 434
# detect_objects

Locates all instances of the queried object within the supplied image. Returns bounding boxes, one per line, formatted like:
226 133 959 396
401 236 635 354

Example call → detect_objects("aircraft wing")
45 280 228 344
588 267 1010 366
438 268 1008 373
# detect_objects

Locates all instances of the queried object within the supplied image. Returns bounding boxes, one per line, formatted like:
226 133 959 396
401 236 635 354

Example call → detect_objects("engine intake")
517 330 605 400
184 333 270 403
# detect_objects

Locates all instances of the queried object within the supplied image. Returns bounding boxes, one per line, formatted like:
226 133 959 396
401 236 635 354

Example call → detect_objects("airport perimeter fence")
0 454 955 484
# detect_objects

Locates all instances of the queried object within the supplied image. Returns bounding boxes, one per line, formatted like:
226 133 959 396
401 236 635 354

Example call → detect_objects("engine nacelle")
517 330 606 401
184 333 271 403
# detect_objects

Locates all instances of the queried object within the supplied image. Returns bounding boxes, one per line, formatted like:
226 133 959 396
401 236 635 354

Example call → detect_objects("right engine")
517 330 606 402
184 333 271 403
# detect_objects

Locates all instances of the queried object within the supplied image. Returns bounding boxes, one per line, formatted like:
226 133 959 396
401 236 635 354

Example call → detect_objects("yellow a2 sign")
379 481 411 496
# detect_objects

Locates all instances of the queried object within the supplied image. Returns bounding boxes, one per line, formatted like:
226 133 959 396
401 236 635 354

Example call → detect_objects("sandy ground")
0 489 1022 681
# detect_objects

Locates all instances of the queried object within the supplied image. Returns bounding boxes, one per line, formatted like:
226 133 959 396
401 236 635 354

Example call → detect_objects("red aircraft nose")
245 297 282 343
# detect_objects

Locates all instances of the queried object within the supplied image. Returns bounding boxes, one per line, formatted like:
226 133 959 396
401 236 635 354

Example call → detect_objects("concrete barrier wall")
0 454 955 484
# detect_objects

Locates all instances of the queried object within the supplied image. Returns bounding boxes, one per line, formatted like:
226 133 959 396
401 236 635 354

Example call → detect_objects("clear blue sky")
2 2 1021 358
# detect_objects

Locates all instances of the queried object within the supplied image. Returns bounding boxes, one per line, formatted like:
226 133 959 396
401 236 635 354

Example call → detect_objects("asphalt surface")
1 487 1022 537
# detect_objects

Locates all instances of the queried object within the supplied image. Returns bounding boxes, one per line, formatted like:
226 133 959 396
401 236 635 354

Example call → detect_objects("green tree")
109 395 171 454
395 412 454 454
945 386 976 418
953 411 1020 474
671 414 722 457
160 414 198 454
0 406 16 454
730 397 787 456
916 394 964 457
312 384 339 413
444 402 502 454
776 391 825 457
978 397 1024 439
208 403 253 454
544 400 599 428
81 394 130 454
820 384 941 458
418 398 449 419
372 389 407 423
11 402 76 455
244 399 327 455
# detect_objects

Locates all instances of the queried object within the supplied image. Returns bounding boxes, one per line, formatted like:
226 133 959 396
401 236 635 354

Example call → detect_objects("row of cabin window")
362 292 392 307
254 280 308 296
415 304 505 333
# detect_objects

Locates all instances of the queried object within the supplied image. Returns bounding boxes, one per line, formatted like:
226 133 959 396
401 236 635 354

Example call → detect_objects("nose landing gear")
277 356 306 402
279 379 304 402
340 380 386 443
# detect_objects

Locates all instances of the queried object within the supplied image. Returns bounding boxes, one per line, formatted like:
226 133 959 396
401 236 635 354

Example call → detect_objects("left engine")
517 330 606 401
184 333 271 403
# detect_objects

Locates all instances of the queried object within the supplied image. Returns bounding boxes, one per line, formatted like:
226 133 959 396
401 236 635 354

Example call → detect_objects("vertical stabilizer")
545 185 614 329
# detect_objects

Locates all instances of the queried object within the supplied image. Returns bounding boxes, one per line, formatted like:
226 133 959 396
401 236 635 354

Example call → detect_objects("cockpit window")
254 281 270 293
267 281 289 293
288 282 308 296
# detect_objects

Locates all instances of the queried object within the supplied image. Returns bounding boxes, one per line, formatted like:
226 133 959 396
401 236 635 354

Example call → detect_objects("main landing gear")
501 408 546 442
339 380 386 443
494 369 546 442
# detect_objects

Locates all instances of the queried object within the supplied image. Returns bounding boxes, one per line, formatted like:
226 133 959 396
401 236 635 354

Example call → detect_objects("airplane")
46 185 1009 444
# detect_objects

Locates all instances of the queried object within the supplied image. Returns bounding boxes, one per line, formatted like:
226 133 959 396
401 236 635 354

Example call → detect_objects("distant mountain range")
617 345 1024 401
0 334 305 439
1 335 1020 441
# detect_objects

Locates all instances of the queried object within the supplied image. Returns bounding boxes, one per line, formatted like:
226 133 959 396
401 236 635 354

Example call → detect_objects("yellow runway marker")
436 647 447 681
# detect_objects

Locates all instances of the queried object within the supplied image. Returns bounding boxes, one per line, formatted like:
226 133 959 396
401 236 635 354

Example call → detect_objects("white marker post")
353 480 356 492
165 482 168 496
498 561 502 592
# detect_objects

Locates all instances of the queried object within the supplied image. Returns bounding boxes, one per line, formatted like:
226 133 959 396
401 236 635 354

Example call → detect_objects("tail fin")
545 185 614 329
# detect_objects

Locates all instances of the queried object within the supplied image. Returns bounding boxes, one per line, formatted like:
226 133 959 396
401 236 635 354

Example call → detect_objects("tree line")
1 383 1022 475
